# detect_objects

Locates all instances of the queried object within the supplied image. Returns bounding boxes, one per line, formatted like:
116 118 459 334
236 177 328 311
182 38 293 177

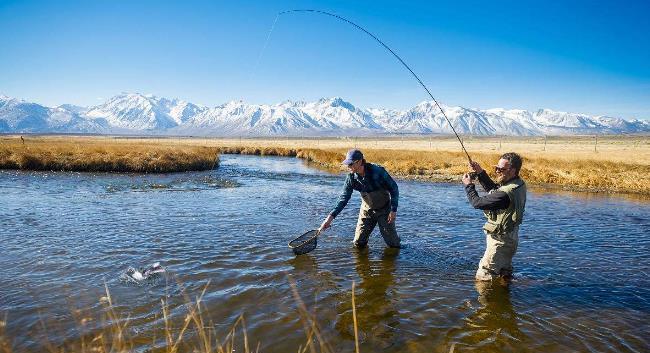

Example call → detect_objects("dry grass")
2 135 649 194
185 135 650 165
217 144 650 195
0 280 361 353
0 136 219 173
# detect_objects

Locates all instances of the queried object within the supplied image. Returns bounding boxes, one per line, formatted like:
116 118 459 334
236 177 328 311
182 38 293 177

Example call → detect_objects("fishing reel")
464 171 478 181
462 171 478 183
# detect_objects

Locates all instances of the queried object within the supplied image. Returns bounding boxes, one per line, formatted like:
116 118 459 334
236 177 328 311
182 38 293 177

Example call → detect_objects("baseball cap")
342 149 364 165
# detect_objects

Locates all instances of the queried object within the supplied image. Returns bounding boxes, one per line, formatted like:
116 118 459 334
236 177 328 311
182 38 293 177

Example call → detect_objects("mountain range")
1 93 648 136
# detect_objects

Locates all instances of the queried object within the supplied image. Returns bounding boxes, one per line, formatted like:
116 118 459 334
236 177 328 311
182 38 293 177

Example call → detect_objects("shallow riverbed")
1 155 648 352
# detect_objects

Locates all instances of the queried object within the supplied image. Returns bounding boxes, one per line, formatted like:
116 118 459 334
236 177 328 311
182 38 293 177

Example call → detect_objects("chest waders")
354 190 399 248
476 178 527 280
360 190 390 210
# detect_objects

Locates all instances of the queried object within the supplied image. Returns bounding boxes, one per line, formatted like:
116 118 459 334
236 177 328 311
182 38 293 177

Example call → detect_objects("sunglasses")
494 165 510 173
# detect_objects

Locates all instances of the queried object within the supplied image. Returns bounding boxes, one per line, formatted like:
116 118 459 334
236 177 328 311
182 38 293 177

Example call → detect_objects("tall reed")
0 280 361 353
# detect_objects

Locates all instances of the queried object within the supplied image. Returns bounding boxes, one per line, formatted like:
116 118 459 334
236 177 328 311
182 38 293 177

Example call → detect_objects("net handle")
288 228 322 249
306 228 323 244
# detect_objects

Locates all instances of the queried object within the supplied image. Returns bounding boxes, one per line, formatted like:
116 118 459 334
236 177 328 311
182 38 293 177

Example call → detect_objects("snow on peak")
313 97 354 110
0 93 647 136
84 92 204 129
56 104 87 114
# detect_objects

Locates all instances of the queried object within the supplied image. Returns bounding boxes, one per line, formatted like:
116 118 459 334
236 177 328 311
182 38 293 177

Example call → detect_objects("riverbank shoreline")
219 145 650 196
1 135 649 195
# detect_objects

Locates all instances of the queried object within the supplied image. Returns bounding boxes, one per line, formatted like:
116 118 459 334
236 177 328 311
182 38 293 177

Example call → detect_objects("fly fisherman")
319 149 401 248
462 152 527 281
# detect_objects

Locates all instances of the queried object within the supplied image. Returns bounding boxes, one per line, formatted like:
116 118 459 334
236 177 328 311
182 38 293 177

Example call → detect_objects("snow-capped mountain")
174 97 386 136
0 95 107 133
0 93 648 136
483 108 650 135
386 101 498 135
301 97 383 131
84 93 207 130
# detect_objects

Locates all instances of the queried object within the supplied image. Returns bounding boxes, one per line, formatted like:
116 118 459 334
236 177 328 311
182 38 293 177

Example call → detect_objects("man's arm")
330 175 354 218
476 170 499 193
320 175 354 231
464 183 509 210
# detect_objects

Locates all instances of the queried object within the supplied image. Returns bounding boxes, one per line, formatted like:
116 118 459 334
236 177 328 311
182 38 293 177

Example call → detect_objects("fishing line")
277 9 473 163
249 14 280 83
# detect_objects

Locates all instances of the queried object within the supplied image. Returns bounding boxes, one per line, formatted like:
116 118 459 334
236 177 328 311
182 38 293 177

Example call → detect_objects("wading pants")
353 200 400 248
476 225 519 281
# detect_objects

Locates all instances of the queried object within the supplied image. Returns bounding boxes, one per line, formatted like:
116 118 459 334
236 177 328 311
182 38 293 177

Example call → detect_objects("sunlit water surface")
1 155 649 352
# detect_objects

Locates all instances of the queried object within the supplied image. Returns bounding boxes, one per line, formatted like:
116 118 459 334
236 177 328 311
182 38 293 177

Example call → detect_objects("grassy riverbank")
1 135 649 194
0 136 219 173
220 140 650 195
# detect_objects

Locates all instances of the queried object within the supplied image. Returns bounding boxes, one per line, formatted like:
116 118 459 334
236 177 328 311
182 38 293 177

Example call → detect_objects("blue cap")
342 149 364 165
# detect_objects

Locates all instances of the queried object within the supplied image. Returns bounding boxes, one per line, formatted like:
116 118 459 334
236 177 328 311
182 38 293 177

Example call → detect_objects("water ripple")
0 155 649 352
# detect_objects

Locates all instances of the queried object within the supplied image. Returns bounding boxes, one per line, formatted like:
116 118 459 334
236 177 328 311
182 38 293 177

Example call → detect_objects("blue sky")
1 0 649 119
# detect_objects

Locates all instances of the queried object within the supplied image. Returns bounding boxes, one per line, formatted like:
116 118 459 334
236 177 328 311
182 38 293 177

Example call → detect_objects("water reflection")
287 254 319 276
336 248 400 349
448 281 527 352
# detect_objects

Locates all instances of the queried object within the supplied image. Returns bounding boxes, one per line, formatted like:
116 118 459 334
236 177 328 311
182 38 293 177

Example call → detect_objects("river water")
1 155 648 352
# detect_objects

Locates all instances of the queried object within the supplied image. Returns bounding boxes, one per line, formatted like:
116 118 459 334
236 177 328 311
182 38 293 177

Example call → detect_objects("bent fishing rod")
278 9 473 163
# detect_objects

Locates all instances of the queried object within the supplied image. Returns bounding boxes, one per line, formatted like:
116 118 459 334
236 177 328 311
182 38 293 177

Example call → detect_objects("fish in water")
125 262 165 281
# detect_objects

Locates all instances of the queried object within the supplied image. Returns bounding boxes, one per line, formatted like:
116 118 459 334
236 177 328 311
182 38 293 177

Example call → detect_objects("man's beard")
496 174 505 184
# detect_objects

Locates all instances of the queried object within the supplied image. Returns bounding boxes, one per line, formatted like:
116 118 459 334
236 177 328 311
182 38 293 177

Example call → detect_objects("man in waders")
319 149 400 248
462 152 527 281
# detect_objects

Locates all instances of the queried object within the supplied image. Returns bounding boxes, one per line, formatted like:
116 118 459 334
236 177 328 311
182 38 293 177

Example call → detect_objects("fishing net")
288 229 320 255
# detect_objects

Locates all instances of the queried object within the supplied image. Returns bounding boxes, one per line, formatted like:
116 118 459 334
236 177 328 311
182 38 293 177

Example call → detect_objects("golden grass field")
1 135 649 195
0 136 219 173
